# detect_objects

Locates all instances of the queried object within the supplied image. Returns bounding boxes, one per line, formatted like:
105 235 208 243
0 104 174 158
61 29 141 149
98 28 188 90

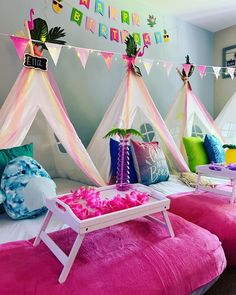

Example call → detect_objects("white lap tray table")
34 184 174 283
196 165 236 204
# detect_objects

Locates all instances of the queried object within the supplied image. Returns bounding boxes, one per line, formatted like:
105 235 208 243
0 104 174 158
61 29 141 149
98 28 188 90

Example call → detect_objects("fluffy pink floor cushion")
168 191 236 266
0 213 225 295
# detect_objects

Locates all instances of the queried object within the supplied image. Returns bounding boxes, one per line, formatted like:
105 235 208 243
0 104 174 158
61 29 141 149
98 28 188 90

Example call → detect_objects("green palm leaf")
125 34 138 57
30 18 48 43
47 27 66 45
104 128 143 139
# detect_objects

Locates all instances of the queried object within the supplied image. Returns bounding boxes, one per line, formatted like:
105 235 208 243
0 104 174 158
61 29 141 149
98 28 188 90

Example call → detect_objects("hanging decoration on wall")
76 47 90 68
95 0 105 16
110 28 119 42
227 67 235 80
163 61 173 77
121 30 129 43
147 15 157 27
132 13 140 26
99 23 108 39
80 0 90 10
163 29 170 42
133 33 141 45
52 0 63 14
45 43 62 65
85 16 96 33
143 59 153 75
212 66 221 79
109 6 117 20
10 36 29 60
143 33 151 46
101 51 114 70
197 65 206 78
28 9 35 30
121 10 130 25
70 8 83 26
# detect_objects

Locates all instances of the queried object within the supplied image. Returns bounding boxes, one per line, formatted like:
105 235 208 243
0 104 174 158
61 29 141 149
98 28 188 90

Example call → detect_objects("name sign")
23 54 48 71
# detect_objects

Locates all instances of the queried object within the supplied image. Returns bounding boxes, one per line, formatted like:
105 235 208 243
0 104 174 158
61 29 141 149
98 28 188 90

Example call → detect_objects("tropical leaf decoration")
147 15 157 28
182 55 195 77
30 18 66 50
223 144 236 149
104 128 143 139
125 34 138 57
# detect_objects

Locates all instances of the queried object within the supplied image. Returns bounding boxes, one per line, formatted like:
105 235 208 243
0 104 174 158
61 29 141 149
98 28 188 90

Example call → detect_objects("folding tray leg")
162 210 175 238
33 210 53 247
58 233 85 284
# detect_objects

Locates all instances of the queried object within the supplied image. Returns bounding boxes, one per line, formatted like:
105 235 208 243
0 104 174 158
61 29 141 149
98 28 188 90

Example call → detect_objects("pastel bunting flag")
46 43 62 65
101 52 114 70
227 67 235 79
182 63 191 76
10 36 29 60
197 65 206 78
86 17 96 33
163 61 173 76
80 0 90 9
212 66 221 79
143 59 153 75
76 48 90 69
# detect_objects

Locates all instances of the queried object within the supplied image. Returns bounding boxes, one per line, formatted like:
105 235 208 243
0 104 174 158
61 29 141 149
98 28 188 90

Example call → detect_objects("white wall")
214 25 236 117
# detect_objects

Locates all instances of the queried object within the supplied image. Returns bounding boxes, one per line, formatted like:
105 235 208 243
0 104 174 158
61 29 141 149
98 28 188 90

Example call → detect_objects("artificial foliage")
104 128 143 139
147 15 157 27
30 18 66 50
223 144 236 149
182 55 195 77
125 34 139 57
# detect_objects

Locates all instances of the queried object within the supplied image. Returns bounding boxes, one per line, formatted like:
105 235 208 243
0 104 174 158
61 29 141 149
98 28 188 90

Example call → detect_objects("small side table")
34 184 174 283
196 165 236 204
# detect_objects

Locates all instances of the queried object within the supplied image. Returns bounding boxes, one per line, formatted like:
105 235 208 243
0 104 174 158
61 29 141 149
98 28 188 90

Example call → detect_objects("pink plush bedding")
0 213 225 295
169 191 236 266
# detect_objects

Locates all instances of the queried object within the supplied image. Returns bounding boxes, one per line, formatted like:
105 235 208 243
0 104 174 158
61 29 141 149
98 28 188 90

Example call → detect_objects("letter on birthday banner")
154 32 162 44
121 10 130 24
133 33 141 45
95 0 104 15
99 23 108 39
143 33 151 46
109 6 117 20
80 0 90 9
70 8 83 26
132 13 140 26
120 30 129 43
110 28 119 42
85 16 96 33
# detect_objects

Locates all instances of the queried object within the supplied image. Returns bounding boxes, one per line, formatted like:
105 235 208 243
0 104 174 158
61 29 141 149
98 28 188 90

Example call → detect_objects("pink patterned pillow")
130 140 169 185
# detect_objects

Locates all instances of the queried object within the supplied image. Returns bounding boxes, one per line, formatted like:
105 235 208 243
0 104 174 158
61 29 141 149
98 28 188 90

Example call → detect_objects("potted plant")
223 144 236 164
104 128 143 191
30 18 66 57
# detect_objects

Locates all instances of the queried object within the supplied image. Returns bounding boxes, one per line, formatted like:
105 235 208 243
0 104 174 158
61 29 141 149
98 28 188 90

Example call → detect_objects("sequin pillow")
130 140 169 185
204 134 225 163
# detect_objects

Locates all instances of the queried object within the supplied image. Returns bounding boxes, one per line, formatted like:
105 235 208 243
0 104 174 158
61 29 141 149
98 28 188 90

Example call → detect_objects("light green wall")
214 25 236 117
0 0 214 146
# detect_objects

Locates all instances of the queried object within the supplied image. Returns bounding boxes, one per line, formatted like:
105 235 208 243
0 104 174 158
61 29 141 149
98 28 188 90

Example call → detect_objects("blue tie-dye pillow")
204 135 225 163
2 156 56 220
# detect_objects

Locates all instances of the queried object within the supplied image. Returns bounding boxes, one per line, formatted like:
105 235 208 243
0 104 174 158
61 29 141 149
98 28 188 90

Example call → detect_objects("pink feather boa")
59 187 149 220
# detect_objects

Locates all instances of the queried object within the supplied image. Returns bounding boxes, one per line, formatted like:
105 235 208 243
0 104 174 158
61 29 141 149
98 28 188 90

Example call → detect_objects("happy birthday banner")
5 34 235 79
60 0 171 47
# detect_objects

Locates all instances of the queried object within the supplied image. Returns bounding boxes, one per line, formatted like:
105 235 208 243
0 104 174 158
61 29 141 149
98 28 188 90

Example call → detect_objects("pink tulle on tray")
59 187 149 220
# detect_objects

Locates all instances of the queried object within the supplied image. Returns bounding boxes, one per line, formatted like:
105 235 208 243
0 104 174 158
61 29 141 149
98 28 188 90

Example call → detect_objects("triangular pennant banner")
182 63 191 77
76 48 90 69
197 65 206 78
46 43 62 65
101 52 114 70
10 36 29 60
163 61 173 77
143 59 153 75
212 66 221 79
227 67 235 79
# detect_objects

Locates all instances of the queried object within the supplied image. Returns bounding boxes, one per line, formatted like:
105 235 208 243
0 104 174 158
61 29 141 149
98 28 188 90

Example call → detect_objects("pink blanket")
169 191 236 266
0 213 225 295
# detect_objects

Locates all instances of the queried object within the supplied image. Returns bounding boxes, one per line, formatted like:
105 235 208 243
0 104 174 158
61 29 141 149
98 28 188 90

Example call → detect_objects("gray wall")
0 0 214 146
214 25 236 117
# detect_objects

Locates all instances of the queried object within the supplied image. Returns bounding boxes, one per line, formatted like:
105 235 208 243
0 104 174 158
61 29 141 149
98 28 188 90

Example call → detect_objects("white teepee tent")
87 68 189 183
0 67 105 187
215 91 236 144
165 76 223 155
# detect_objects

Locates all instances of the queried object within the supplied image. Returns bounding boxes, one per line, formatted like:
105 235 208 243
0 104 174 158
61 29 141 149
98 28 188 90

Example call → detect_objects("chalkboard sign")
23 54 48 71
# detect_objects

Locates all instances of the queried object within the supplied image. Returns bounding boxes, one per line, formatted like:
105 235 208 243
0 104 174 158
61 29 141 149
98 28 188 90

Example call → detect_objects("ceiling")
139 0 236 32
